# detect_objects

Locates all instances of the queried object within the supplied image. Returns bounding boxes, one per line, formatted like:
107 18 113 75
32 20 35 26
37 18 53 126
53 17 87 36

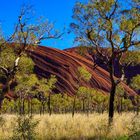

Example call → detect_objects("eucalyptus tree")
51 93 72 113
72 66 92 117
15 74 57 115
15 74 39 115
77 86 89 113
77 66 92 113
91 90 107 113
122 98 132 112
0 5 62 109
71 0 140 124
60 94 73 113
40 75 57 115
51 93 63 113
47 75 57 115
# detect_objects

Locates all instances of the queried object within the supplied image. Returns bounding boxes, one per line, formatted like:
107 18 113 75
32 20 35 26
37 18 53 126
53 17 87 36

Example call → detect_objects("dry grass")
0 113 140 140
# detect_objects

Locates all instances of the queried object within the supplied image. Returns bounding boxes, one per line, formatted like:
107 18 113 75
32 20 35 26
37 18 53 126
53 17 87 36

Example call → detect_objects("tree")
115 85 125 113
130 75 140 115
91 90 108 113
71 0 140 124
51 93 63 113
77 86 88 113
15 74 39 115
28 75 57 115
39 75 57 115
50 93 71 113
72 66 91 117
0 5 62 109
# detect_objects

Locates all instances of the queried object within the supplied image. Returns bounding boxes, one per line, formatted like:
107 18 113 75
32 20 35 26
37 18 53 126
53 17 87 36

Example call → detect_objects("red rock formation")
65 47 140 84
28 46 136 97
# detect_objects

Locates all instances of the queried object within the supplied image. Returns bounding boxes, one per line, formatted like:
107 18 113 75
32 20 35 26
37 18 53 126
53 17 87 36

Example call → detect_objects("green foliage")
121 51 140 66
0 46 34 84
31 99 41 113
71 0 140 55
1 98 10 113
77 66 92 82
39 75 57 94
93 91 106 104
14 74 39 106
51 94 70 112
116 85 125 97
47 75 57 90
130 75 140 91
1 98 16 113
0 47 16 69
114 136 129 140
77 87 95 101
129 131 140 140
15 74 39 92
77 46 89 56
11 115 39 140
71 0 140 124
77 86 89 99
0 6 61 114
18 55 34 74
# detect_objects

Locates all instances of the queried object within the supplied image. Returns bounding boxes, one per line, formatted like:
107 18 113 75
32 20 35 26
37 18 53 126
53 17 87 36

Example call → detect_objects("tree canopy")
71 0 140 124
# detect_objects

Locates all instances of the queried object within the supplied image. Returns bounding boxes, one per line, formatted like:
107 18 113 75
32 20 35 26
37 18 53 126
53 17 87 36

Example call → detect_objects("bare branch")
131 41 140 46
0 66 8 75
108 0 118 19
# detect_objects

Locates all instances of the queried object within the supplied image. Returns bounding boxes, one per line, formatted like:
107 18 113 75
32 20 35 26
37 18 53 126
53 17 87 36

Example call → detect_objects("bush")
11 115 39 140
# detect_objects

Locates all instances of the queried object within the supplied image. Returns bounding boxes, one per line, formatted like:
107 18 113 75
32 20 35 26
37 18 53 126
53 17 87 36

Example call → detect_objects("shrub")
11 115 39 140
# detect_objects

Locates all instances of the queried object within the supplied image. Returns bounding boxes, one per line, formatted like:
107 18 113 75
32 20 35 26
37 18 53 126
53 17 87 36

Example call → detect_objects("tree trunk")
14 100 17 113
108 58 117 125
39 105 42 116
108 82 116 125
120 98 123 114
48 94 51 116
101 101 105 114
19 96 22 115
72 96 76 117
136 97 139 115
30 99 33 116
0 82 10 113
87 99 90 116
42 102 45 115
0 95 4 113
136 105 139 115
82 99 85 113
28 99 30 116
22 99 25 115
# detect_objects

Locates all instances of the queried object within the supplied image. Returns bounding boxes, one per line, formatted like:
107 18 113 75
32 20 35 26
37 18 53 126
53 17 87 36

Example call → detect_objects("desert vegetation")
0 113 140 140
0 0 140 140
0 80 140 140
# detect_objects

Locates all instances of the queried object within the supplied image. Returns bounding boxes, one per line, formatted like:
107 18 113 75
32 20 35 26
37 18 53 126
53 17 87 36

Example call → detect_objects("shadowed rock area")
65 47 140 84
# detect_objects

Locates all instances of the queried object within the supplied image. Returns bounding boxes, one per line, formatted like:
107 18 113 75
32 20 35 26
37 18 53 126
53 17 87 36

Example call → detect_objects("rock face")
65 47 140 84
29 46 136 96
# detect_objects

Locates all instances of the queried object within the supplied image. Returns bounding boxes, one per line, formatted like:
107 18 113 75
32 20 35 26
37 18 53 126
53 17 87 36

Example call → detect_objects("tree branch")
0 66 8 75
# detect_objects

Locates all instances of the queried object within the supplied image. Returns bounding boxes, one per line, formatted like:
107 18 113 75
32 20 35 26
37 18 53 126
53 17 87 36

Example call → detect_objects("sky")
0 0 83 50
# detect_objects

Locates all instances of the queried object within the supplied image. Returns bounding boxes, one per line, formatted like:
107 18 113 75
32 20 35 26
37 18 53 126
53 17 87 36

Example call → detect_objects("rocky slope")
28 46 137 97
65 47 140 84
